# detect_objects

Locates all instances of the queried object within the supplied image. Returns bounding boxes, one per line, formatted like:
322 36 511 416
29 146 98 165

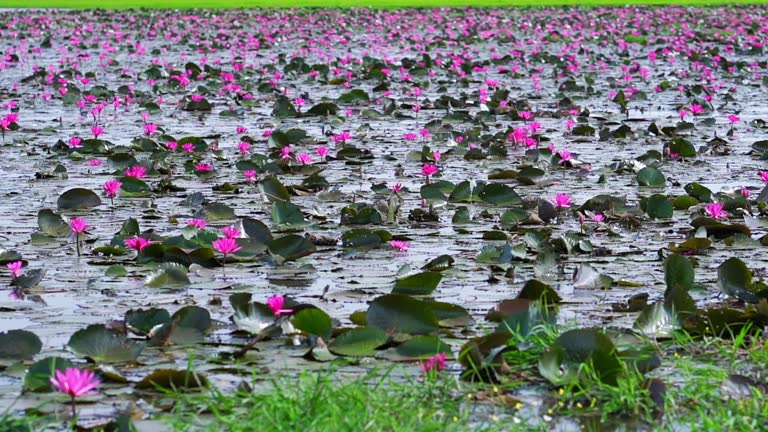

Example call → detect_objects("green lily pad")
267 234 316 265
392 272 443 295
259 176 291 203
478 183 522 206
37 209 69 237
391 335 452 361
367 294 439 335
68 325 144 363
636 167 665 188
229 293 277 334
272 201 306 226
645 194 673 219
57 187 101 210
293 308 333 340
518 279 562 303
144 263 190 288
328 326 387 357
341 228 383 248
136 369 208 390
23 357 75 392
684 182 712 202
664 253 694 295
126 308 171 336
0 329 42 360
538 328 622 386
718 257 765 303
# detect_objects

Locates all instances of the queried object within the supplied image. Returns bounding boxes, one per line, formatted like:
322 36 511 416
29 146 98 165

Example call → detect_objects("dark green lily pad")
37 209 69 237
0 329 42 360
636 167 665 188
136 369 208 390
392 272 443 295
328 326 387 357
126 308 171 336
23 357 75 392
68 325 144 363
259 176 291 203
367 294 439 335
57 187 101 210
539 328 622 386
293 308 333 340
144 263 190 288
267 234 316 264
718 257 765 303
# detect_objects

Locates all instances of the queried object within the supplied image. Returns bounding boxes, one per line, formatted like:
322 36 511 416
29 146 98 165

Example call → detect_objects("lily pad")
0 329 42 360
367 294 439 335
538 328 622 386
267 234 316 264
293 308 333 340
328 326 387 357
392 271 443 295
23 357 75 392
636 167 665 188
68 325 144 363
718 257 765 303
57 187 101 210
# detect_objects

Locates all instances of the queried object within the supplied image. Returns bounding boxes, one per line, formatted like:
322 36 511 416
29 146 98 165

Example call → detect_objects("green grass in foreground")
163 369 502 432
0 0 765 8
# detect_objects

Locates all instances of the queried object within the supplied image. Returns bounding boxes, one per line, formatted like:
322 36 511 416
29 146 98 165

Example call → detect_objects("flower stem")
71 395 77 418
75 233 81 256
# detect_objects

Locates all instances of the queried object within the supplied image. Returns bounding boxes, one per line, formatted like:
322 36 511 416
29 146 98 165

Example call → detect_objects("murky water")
0 6 767 430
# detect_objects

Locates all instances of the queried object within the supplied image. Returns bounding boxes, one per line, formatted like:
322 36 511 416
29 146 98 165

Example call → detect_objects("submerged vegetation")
0 5 767 431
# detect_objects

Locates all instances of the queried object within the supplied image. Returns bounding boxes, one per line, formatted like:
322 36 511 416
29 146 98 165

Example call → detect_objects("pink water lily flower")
182 143 195 153
6 261 22 279
296 152 312 165
759 171 768 183
390 240 410 252
91 125 104 139
50 367 100 418
125 165 147 179
187 219 207 229
195 163 213 173
221 226 240 238
419 353 447 374
422 163 439 177
551 193 572 209
390 183 403 192
68 136 82 148
103 180 121 200
124 236 152 251
704 202 729 220
70 218 89 234
266 295 293 317
212 237 242 264
143 123 158 136
316 146 329 159
244 169 257 183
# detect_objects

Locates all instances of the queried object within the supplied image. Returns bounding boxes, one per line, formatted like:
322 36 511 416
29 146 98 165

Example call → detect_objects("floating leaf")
0 329 42 360
126 308 171 336
518 279 562 303
136 369 207 390
636 167 665 187
718 257 765 303
23 357 75 392
478 183 522 206
229 293 275 334
392 272 443 295
664 253 694 295
539 329 622 386
645 194 673 219
328 326 387 357
267 234 316 264
259 176 291 203
57 187 101 210
144 263 190 288
293 308 333 340
391 336 452 360
68 325 144 363
367 294 439 335
272 201 306 226
37 209 69 237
